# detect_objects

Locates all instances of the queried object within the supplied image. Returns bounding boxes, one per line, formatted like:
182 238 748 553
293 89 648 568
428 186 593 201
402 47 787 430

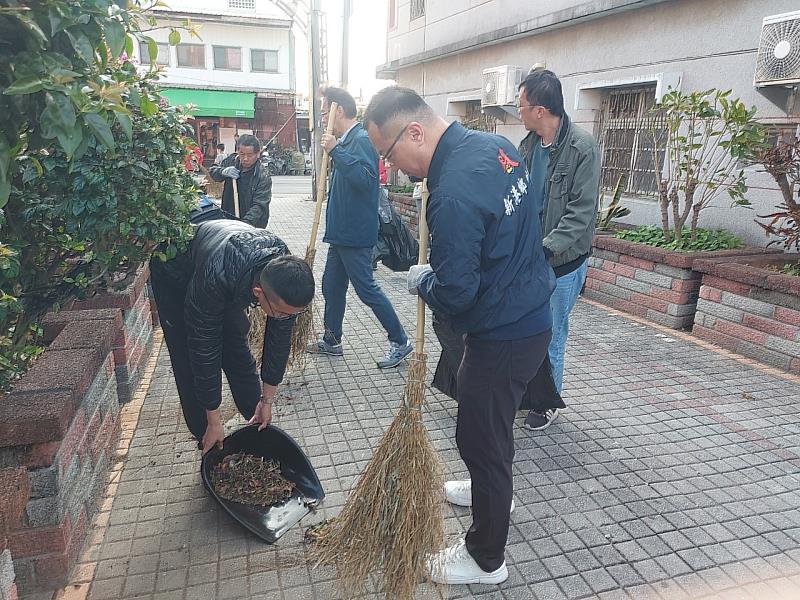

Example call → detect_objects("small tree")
651 88 766 242
755 137 800 251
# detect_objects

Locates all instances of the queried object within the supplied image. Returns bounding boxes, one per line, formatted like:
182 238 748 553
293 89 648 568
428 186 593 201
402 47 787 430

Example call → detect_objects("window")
138 41 169 66
213 46 242 71
597 86 666 197
176 44 205 68
410 0 425 20
251 49 279 73
388 0 397 29
461 101 495 133
228 0 255 9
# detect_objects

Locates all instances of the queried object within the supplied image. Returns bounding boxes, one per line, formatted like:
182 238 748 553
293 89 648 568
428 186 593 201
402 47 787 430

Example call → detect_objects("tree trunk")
658 180 671 238
690 204 702 240
670 187 681 241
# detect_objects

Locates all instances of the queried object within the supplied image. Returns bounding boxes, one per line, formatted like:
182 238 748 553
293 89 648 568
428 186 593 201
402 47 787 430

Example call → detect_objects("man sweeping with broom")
364 86 556 585
306 87 412 369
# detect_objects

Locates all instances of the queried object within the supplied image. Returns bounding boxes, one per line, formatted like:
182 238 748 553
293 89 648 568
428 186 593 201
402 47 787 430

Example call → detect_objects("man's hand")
320 133 338 153
407 264 433 295
221 166 240 179
247 382 277 431
201 409 225 455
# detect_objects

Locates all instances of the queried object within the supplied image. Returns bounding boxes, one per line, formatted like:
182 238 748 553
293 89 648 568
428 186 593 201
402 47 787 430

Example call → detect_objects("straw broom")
312 180 445 599
287 101 339 372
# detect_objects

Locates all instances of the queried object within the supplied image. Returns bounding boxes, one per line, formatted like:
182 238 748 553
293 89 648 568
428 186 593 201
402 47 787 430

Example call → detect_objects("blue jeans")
548 259 588 393
322 244 407 346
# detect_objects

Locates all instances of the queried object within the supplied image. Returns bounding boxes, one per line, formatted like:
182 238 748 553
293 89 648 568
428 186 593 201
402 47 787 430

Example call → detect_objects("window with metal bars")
410 0 425 20
462 101 495 133
596 86 666 197
228 0 255 10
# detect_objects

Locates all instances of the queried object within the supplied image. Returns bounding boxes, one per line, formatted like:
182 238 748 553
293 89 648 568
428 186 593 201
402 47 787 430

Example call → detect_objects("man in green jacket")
517 69 601 430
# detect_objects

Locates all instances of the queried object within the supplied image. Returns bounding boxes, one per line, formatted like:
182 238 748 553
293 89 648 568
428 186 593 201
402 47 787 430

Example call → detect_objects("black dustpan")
201 424 325 543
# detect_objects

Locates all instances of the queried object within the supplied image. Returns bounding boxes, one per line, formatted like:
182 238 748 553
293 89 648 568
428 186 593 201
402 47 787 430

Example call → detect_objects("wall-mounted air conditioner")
755 10 800 87
481 65 524 107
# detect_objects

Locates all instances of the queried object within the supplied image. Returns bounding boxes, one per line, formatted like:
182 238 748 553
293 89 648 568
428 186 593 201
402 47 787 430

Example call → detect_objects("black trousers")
456 329 551 572
150 261 261 441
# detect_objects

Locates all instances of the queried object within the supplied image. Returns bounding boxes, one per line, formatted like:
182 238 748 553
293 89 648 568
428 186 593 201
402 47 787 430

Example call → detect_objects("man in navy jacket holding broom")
364 86 555 585
307 86 412 369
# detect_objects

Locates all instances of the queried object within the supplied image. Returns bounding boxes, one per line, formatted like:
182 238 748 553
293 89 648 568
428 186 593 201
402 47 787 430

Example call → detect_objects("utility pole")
309 0 323 202
340 0 351 88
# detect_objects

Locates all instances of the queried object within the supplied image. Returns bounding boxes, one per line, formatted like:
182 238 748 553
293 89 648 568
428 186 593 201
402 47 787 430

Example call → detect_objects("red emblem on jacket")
498 148 519 174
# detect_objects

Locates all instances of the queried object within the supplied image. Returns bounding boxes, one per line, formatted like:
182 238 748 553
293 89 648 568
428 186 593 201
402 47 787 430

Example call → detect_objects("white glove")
407 264 433 295
221 166 240 179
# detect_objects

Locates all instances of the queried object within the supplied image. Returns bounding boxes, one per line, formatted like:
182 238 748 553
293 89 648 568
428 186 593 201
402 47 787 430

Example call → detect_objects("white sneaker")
427 540 508 585
444 480 515 512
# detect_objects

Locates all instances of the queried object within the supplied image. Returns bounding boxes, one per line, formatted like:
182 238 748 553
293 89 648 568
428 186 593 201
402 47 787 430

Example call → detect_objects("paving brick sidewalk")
39 194 800 600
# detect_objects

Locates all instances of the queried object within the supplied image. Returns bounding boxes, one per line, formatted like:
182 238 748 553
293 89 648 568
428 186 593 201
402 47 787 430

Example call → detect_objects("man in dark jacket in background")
307 87 412 369
517 70 601 430
149 219 314 454
365 86 555 586
209 133 272 228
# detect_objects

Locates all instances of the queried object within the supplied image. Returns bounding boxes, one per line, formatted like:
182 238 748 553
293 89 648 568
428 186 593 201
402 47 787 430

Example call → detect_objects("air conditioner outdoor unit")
481 65 524 107
754 10 800 87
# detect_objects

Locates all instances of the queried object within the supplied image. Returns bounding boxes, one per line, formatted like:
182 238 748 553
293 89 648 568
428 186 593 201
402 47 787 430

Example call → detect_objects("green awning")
160 88 255 118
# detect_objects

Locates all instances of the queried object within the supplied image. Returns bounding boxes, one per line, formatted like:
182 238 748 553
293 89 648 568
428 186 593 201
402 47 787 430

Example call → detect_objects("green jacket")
518 113 600 269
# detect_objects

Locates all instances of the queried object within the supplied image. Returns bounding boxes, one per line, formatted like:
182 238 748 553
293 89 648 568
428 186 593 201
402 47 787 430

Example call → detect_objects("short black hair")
216 143 225 150
237 134 261 152
258 255 315 307
518 70 564 118
363 86 435 130
321 86 357 118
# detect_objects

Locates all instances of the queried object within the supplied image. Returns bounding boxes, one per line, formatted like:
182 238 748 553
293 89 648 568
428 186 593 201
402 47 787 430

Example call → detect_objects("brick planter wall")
693 256 800 373
0 265 154 593
0 469 28 600
584 235 781 329
71 266 153 403
0 311 122 592
388 192 419 234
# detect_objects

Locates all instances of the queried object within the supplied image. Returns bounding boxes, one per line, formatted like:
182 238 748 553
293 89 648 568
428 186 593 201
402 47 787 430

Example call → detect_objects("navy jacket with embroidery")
418 122 555 340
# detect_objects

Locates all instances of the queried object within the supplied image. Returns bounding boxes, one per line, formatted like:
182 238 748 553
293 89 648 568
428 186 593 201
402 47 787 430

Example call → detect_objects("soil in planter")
767 262 800 277
211 452 295 507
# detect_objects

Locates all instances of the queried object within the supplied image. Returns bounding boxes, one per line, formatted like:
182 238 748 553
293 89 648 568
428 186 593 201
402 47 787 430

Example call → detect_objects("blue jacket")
323 122 379 247
418 123 555 340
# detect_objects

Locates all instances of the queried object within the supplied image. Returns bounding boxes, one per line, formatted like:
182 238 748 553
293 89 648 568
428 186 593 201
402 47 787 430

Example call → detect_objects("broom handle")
415 179 430 354
308 101 339 250
232 172 240 219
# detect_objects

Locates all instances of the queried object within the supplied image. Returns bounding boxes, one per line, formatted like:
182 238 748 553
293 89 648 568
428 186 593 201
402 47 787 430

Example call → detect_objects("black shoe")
524 408 560 431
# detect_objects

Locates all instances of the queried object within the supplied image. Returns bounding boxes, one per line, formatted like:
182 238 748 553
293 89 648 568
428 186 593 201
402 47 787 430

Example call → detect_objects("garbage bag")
377 197 419 272
377 187 392 224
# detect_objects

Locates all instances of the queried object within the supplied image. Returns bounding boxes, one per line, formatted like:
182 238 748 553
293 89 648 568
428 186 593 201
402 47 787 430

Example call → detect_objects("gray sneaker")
306 339 343 356
524 408 560 431
376 341 413 369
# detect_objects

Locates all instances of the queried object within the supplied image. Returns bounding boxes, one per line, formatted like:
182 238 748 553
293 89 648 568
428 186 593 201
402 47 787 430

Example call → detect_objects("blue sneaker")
376 341 413 369
306 339 343 356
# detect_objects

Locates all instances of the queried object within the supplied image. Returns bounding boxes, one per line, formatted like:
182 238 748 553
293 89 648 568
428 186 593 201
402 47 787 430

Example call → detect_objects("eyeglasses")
516 103 538 112
381 123 410 164
263 294 308 320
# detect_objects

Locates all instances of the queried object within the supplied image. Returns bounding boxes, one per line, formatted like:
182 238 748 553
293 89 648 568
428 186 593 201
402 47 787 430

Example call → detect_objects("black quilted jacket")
159 218 295 411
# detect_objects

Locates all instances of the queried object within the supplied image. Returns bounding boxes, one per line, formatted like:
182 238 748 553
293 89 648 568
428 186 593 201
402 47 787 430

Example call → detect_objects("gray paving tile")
57 193 800 600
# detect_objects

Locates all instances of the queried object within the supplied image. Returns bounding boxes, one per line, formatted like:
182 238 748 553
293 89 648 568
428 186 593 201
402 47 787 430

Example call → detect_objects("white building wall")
388 0 800 245
136 21 294 93
161 0 286 20
387 0 671 64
